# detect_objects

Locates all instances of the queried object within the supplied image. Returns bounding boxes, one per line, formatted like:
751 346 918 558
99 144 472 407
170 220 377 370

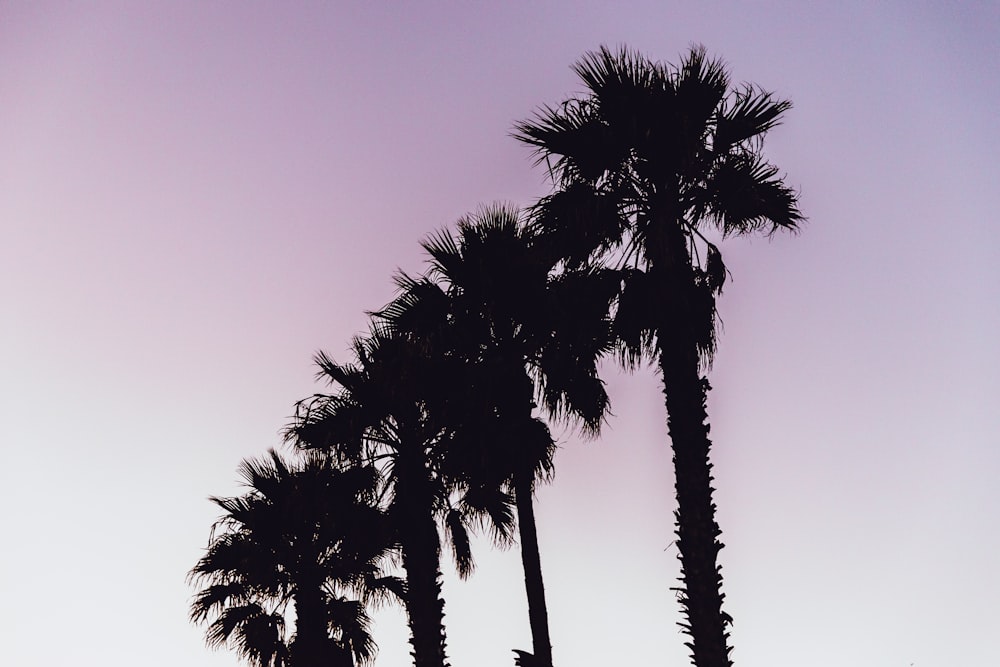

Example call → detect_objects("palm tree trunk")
399 533 448 667
291 572 330 667
396 450 449 667
642 206 733 667
513 467 553 667
658 337 732 667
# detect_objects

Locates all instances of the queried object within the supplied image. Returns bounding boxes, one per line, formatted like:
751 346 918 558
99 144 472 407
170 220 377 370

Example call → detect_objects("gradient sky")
2 3 998 666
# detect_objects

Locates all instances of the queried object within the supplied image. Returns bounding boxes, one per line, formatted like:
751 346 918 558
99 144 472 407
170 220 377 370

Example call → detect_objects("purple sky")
2 3 998 666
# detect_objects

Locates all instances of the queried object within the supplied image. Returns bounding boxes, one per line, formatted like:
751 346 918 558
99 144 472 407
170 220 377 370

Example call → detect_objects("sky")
2 2 998 666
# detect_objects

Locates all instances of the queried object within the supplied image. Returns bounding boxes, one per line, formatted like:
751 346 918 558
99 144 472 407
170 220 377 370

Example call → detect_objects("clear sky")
2 2 998 666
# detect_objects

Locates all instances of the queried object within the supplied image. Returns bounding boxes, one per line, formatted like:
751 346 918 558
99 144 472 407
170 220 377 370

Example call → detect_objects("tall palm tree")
514 46 803 667
378 204 618 667
188 449 398 667
291 327 513 667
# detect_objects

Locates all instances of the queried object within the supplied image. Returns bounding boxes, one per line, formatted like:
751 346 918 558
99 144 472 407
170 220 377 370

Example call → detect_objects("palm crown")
373 204 619 667
292 324 520 667
516 46 802 362
516 45 801 253
188 450 396 667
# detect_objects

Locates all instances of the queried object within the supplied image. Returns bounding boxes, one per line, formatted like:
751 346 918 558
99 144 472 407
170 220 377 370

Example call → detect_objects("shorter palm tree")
377 205 619 667
188 449 400 667
292 326 514 667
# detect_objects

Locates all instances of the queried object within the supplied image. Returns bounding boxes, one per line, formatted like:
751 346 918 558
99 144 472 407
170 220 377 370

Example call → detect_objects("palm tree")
291 327 513 667
188 449 398 667
514 46 803 667
377 204 618 667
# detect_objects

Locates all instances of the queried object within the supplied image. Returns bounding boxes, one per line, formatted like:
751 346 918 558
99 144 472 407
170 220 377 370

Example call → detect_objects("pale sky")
2 3 998 667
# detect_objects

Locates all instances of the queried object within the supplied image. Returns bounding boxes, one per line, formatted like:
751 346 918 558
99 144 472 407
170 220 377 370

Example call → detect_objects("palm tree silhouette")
188 449 398 667
377 204 618 667
515 45 803 667
292 327 512 667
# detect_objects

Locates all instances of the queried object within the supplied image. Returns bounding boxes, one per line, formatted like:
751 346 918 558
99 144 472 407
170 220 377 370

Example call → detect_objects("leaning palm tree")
188 449 398 667
377 204 618 667
515 46 803 667
291 326 513 667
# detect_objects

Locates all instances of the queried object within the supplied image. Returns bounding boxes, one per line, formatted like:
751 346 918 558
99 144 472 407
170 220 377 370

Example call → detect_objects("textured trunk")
648 208 733 667
400 513 449 667
658 335 732 667
513 468 553 667
291 572 331 667
397 450 449 667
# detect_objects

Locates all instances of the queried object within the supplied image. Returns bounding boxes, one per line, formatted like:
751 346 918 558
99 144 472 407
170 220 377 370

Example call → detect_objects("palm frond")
360 573 407 609
704 243 727 294
674 45 729 131
715 84 792 153
205 602 281 649
313 349 358 390
513 98 628 184
706 152 804 235
444 506 474 579
528 182 628 269
375 274 451 344
421 226 464 283
575 45 670 135
231 608 290 667
459 483 517 547
189 582 250 623
611 268 661 370
326 597 377 666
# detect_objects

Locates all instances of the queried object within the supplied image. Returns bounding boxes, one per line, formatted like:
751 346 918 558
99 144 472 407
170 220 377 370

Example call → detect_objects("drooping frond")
190 530 287 594
360 573 407 609
528 182 629 270
458 483 517 547
189 582 253 624
705 152 804 235
611 268 661 370
704 243 727 294
444 506 475 579
204 602 287 664
326 597 378 666
234 610 290 667
534 265 617 433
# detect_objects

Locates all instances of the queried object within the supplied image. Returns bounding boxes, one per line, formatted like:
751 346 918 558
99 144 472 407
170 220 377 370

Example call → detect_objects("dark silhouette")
376 204 618 667
515 46 803 667
189 43 807 667
292 328 513 667
188 450 399 667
